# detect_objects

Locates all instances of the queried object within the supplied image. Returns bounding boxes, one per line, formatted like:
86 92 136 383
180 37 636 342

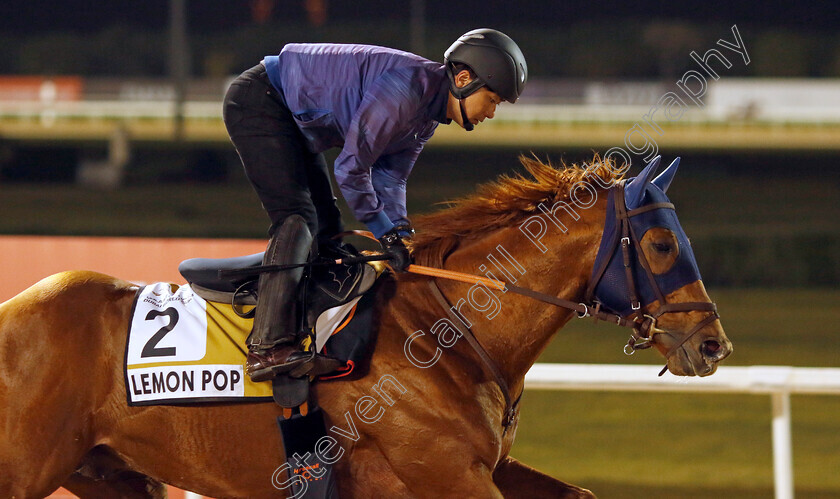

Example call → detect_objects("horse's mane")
409 154 622 267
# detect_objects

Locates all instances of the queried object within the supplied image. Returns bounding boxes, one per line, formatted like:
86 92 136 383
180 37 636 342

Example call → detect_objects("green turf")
2 166 839 496
536 288 840 367
2 164 838 240
510 288 840 497
0 183 271 238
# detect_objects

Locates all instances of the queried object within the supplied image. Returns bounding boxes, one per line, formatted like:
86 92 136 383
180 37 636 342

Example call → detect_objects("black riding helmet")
444 28 528 104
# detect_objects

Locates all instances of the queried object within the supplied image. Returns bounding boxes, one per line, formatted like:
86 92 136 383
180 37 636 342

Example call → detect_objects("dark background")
2 1 836 33
2 5 840 495
1 0 839 287
1 1 838 78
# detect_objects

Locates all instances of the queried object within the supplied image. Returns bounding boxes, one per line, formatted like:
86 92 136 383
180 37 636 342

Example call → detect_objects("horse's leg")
61 446 167 499
0 272 137 498
493 456 596 498
62 472 166 499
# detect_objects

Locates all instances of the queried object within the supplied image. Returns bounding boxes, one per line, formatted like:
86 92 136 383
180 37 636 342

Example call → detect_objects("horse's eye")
653 242 672 253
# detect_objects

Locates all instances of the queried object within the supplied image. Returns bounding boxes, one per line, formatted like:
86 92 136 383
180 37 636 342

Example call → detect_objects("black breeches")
222 64 343 240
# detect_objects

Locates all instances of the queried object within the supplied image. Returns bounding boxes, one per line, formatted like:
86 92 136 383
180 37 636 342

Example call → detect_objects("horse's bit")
583 179 719 366
427 179 719 430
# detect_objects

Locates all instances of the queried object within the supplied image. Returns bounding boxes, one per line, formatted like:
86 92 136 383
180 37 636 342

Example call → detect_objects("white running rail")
524 364 840 499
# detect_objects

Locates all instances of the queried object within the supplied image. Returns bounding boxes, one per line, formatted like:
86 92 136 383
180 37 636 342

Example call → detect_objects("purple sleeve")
333 70 421 233
371 144 425 225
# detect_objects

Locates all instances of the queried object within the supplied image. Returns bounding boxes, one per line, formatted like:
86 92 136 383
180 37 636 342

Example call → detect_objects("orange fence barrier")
0 76 83 102
0 235 265 302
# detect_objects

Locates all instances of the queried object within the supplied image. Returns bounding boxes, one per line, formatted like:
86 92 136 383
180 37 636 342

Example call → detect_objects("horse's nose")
701 338 732 362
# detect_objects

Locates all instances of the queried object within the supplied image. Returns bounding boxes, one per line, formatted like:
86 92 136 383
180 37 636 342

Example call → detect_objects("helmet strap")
459 98 474 131
446 63 485 100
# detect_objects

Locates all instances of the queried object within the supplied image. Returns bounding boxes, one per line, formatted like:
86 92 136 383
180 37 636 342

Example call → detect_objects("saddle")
179 247 374 498
178 244 379 327
178 244 380 389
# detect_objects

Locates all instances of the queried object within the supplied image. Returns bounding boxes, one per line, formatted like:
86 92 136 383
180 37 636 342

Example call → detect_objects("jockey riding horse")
222 29 529 382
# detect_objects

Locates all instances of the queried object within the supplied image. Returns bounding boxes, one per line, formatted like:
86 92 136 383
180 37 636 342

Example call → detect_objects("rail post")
771 391 794 499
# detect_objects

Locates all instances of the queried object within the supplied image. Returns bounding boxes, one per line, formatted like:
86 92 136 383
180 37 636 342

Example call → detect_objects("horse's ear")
624 156 661 209
652 157 680 193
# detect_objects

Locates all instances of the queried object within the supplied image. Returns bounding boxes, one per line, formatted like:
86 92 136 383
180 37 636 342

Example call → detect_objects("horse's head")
587 156 732 376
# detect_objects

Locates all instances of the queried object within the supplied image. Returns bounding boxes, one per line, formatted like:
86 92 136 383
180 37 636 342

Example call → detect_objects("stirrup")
289 352 345 378
246 348 311 383
247 348 343 382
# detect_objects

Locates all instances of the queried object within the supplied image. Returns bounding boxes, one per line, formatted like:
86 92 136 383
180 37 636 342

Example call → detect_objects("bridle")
583 179 719 362
222 179 721 431
425 178 719 431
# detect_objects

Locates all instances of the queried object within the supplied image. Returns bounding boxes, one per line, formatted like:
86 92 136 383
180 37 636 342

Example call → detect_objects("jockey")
223 28 528 382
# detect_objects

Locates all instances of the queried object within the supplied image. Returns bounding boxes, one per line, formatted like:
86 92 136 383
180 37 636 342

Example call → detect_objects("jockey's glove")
379 226 413 272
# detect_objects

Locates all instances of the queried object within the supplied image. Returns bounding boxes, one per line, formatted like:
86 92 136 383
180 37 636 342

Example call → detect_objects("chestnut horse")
0 156 731 498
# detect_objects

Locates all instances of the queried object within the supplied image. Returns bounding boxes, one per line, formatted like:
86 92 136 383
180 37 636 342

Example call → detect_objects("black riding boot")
245 215 344 382
245 215 313 382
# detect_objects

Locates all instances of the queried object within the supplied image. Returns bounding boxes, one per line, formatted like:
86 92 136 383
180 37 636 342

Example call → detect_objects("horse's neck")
439 195 608 393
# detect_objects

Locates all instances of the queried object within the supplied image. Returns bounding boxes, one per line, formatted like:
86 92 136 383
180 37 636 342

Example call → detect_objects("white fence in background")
4 100 840 126
110 364 840 499
4 79 840 126
524 364 840 499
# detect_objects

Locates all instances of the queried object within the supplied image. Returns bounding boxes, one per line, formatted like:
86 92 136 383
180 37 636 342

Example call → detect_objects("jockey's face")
461 87 501 127
447 70 503 129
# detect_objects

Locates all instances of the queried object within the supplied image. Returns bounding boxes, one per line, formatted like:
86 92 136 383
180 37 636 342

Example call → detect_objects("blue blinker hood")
588 156 703 317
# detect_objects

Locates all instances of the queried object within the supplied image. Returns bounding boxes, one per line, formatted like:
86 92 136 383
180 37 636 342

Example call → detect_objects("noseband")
583 179 719 364
424 179 719 430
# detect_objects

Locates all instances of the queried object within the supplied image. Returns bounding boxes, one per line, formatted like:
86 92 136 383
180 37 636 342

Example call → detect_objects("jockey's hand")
379 226 413 272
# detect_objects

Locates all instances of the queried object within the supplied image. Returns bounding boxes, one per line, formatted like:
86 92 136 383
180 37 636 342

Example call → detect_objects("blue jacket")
263 43 451 238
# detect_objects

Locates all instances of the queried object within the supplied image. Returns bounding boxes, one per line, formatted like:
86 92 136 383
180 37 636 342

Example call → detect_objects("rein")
414 180 719 421
419 268 639 432
223 182 719 430
583 180 719 365
427 281 521 433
